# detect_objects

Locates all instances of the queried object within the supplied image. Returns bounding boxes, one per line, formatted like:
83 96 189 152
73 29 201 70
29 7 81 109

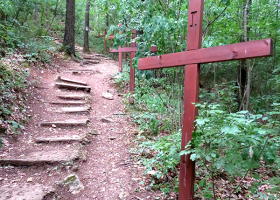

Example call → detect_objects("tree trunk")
34 4 38 20
63 0 76 56
237 61 247 110
244 0 252 110
106 13 109 27
237 0 251 110
83 0 90 53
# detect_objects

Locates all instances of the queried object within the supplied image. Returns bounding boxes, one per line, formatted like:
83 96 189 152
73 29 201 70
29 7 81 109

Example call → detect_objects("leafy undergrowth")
130 131 181 198
0 59 29 142
129 105 280 199
115 66 280 199
184 104 280 199
0 36 58 145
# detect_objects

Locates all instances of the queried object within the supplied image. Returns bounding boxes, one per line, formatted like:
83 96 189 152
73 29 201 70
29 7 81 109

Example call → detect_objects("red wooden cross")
98 24 125 72
98 29 114 53
110 30 158 104
105 23 127 72
138 0 273 199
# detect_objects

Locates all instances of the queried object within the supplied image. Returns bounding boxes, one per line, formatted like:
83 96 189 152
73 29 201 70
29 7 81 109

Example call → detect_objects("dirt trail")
0 47 164 200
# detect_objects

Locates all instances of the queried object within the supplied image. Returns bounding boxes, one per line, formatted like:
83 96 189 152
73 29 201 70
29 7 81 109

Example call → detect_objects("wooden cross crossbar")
109 31 158 104
97 29 115 53
138 0 273 199
98 24 125 72
139 38 272 70
110 46 158 53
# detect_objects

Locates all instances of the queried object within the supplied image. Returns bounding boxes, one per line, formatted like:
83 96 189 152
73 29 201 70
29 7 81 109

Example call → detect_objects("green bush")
181 103 280 199
135 131 181 196
0 61 29 135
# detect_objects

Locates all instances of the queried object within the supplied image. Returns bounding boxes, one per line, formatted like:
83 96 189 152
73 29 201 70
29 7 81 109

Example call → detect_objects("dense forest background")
0 0 279 199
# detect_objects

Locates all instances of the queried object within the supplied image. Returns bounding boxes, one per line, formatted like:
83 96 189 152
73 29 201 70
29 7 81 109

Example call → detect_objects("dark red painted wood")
137 0 273 199
99 24 123 71
105 29 107 53
110 46 158 53
118 23 123 72
124 42 127 60
179 1 204 199
129 31 136 104
180 64 200 200
98 29 115 53
108 35 115 40
187 0 204 51
98 29 107 53
109 30 158 104
138 38 273 70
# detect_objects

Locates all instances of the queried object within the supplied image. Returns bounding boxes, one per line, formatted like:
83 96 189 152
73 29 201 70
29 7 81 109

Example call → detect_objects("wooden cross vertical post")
98 29 115 53
129 30 137 104
118 23 123 72
98 29 108 53
180 1 203 199
110 31 158 104
138 0 273 199
98 24 124 72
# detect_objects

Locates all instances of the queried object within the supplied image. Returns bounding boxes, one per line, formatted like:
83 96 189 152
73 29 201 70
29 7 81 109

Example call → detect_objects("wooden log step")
0 150 79 166
83 56 100 60
64 70 96 74
40 119 89 126
0 184 53 200
57 106 91 113
49 100 86 105
81 60 100 65
57 94 87 100
67 68 95 71
57 76 88 86
56 82 91 92
35 135 84 143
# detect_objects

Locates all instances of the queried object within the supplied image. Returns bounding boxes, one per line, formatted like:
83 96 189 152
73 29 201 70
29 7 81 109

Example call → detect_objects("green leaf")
190 154 196 161
11 121 19 128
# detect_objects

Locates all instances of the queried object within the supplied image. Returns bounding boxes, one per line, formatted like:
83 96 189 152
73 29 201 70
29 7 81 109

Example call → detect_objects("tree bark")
34 4 38 20
244 0 252 110
63 0 76 56
45 0 60 35
83 0 90 53
237 0 251 110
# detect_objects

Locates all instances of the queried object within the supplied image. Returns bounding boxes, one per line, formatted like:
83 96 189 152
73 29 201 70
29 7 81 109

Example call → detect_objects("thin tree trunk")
273 0 279 69
237 61 247 110
83 0 90 53
34 4 38 20
45 0 60 35
63 0 76 56
238 0 251 110
244 0 252 110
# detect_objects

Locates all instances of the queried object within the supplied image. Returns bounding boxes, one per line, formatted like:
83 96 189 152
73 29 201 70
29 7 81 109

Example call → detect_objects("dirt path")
0 47 164 200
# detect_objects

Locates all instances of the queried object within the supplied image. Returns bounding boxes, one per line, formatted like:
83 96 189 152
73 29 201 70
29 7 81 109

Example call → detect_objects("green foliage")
0 0 60 62
199 81 239 113
133 112 161 135
103 0 280 197
0 61 29 135
140 131 181 175
181 103 280 198
135 131 181 196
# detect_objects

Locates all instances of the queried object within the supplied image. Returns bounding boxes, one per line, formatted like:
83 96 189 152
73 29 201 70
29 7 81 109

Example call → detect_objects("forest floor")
0 46 165 200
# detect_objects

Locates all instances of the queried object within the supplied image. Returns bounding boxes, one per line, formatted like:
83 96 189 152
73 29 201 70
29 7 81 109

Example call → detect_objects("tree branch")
203 7 227 37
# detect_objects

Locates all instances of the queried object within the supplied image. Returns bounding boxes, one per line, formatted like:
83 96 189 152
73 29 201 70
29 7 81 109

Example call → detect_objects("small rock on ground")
62 174 84 194
89 129 100 135
118 191 130 199
101 117 114 123
101 92 114 100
